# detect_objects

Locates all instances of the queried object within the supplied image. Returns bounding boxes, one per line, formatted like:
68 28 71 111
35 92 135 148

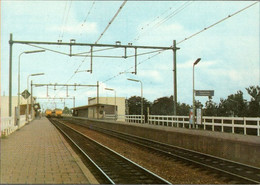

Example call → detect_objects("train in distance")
45 108 63 118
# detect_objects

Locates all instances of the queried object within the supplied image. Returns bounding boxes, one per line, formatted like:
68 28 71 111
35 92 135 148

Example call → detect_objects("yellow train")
45 109 52 117
45 108 63 118
53 109 63 117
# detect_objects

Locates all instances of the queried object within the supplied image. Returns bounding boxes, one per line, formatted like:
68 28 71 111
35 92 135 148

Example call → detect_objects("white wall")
1 96 29 117
88 97 125 116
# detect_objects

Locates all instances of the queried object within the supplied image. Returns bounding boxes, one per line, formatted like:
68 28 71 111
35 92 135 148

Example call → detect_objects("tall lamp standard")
26 73 45 121
127 78 143 123
105 88 117 120
17 49 45 128
192 58 201 128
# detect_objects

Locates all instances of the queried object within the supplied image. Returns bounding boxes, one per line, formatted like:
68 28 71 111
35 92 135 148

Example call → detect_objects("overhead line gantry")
9 34 179 117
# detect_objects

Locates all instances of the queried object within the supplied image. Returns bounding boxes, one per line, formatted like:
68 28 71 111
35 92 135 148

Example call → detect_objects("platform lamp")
26 73 45 121
127 78 143 123
192 58 201 128
105 88 117 120
17 49 45 128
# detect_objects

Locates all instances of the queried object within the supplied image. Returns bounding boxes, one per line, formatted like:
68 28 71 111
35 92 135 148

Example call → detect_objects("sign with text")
195 90 214 97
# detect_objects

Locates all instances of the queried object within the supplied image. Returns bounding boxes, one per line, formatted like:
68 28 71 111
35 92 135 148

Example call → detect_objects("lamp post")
127 78 143 123
192 58 201 128
17 49 45 128
26 73 45 121
105 88 117 120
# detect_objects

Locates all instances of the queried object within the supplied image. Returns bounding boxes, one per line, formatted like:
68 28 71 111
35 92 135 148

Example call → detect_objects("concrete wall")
1 96 29 117
1 96 32 135
75 117 260 168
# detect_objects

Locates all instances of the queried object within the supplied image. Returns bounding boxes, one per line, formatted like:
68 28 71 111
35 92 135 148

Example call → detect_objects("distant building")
1 95 38 119
88 97 125 116
72 97 126 121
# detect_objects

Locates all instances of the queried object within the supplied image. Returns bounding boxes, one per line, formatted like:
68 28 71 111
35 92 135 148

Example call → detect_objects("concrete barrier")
73 117 260 168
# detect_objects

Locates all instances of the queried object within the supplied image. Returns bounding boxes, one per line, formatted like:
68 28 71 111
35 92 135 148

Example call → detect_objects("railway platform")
0 117 98 184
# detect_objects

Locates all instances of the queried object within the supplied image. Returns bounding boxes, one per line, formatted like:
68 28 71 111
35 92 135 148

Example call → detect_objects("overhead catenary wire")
95 0 127 44
80 1 96 37
54 1 128 98
152 1 193 30
135 1 259 57
58 1 68 39
50 1 258 104
59 0 72 40
101 1 259 84
72 0 127 74
177 1 259 45
133 1 193 42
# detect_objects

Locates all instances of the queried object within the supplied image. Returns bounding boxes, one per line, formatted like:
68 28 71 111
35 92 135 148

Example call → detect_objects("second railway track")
61 117 260 184
49 118 171 184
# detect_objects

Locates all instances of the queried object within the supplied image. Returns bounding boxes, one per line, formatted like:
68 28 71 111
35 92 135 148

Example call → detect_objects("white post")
192 58 201 129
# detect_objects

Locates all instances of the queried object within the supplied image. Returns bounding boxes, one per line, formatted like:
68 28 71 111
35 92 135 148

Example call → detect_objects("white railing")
202 116 260 136
118 115 145 124
1 117 17 136
148 115 191 128
1 115 30 136
104 114 117 120
148 115 260 136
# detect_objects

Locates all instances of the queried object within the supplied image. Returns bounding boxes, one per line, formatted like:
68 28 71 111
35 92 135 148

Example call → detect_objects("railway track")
49 118 170 184
61 117 260 184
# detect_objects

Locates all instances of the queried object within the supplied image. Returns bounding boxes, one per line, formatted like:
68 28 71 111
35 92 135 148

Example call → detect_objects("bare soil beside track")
64 121 229 184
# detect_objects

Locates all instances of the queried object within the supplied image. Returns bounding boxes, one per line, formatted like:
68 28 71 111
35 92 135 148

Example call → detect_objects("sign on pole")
195 90 214 97
21 90 31 99
196 108 202 124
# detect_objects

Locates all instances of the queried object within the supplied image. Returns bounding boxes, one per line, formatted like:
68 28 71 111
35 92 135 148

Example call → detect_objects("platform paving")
0 117 98 184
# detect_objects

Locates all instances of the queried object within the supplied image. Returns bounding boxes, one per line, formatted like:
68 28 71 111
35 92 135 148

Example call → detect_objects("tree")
204 97 218 116
127 96 151 115
217 91 247 117
150 96 191 116
63 106 72 114
217 98 229 116
151 96 174 115
177 102 191 116
246 86 260 117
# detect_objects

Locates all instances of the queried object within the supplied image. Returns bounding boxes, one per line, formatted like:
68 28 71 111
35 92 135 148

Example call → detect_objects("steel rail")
49 118 114 184
50 118 171 184
64 117 260 184
98 127 260 184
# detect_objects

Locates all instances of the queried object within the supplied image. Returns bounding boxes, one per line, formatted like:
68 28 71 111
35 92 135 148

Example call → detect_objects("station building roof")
72 103 116 110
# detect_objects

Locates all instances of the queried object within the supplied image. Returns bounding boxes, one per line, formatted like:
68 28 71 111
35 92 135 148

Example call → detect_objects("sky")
1 1 259 110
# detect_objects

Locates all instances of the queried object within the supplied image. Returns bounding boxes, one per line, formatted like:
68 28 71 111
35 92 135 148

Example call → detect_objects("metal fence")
148 115 260 136
1 117 17 136
117 115 145 124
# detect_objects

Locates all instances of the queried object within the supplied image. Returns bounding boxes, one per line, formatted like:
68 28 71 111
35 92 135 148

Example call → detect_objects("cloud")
138 69 164 83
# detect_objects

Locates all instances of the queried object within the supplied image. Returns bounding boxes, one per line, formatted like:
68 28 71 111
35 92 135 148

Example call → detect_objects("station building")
1 95 40 121
72 97 125 121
